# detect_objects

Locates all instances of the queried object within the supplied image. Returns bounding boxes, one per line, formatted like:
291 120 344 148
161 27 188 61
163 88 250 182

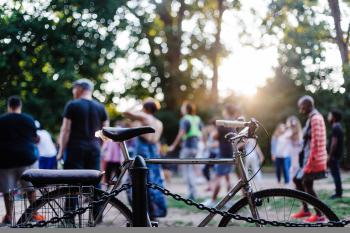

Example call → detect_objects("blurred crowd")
0 78 345 225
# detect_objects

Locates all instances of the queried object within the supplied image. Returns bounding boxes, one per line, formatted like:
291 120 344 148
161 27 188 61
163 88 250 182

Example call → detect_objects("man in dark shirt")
327 109 344 199
56 79 108 171
0 96 40 225
202 104 241 207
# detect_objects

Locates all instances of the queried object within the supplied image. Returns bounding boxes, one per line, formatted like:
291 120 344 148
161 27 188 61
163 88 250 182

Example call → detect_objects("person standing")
168 101 203 200
0 96 42 225
291 95 327 223
327 109 344 199
271 123 291 184
202 122 220 191
101 134 123 187
56 79 109 172
124 97 167 219
244 137 265 185
35 121 58 169
286 116 303 178
202 104 240 207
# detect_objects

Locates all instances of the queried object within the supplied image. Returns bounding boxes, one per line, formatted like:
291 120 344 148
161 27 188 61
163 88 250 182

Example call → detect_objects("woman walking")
271 123 292 185
286 116 303 178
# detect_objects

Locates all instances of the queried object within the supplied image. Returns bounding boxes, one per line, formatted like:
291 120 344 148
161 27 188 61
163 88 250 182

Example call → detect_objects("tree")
240 0 350 162
112 0 240 110
0 0 128 133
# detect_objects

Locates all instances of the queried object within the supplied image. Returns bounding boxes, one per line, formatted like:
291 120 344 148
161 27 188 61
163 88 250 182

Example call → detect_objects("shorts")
64 145 100 170
0 161 38 193
214 164 232 176
214 155 232 176
179 147 198 159
39 156 57 169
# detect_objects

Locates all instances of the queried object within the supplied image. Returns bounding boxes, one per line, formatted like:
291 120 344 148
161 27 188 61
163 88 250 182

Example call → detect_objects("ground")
157 169 350 226
1 168 350 227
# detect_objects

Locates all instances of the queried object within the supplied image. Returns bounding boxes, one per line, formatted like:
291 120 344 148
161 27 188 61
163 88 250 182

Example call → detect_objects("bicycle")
14 119 339 227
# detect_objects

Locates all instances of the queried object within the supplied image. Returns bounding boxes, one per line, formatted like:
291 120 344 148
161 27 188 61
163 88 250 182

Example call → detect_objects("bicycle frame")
97 138 260 227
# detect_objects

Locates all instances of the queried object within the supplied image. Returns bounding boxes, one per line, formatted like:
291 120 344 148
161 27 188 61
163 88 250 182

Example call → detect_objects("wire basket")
11 185 95 228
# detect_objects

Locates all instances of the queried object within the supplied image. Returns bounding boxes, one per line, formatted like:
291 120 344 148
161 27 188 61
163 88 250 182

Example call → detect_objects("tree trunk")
327 0 350 168
211 0 224 104
157 0 185 109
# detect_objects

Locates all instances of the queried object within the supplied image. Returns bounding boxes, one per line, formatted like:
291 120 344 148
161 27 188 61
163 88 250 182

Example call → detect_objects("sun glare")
218 46 278 97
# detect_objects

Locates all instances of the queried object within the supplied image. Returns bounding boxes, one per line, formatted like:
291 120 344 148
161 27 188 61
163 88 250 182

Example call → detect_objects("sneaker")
329 194 342 200
187 193 196 200
1 215 11 227
291 209 311 219
32 214 45 222
201 199 216 208
304 215 326 223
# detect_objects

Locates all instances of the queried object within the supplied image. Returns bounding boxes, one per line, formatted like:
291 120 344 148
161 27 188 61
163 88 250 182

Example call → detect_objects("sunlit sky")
218 0 278 96
2 0 345 109
109 0 346 111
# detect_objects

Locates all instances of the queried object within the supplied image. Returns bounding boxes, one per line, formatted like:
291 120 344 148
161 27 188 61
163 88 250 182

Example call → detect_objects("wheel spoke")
219 188 337 226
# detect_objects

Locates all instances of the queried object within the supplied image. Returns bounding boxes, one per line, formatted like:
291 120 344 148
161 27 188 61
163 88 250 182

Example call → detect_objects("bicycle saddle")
102 126 155 142
21 169 103 187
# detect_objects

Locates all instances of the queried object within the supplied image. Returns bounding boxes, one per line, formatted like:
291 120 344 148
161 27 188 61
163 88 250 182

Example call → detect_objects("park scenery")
1 0 350 228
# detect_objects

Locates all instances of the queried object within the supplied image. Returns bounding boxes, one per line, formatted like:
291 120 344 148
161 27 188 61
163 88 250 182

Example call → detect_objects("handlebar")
217 118 259 142
215 120 249 128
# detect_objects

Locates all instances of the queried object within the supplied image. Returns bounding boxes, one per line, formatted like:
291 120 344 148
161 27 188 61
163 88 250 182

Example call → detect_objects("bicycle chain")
147 183 350 227
14 183 131 228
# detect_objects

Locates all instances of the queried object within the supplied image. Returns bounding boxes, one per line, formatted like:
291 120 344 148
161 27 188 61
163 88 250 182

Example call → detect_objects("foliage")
236 0 350 164
0 0 127 133
110 0 241 110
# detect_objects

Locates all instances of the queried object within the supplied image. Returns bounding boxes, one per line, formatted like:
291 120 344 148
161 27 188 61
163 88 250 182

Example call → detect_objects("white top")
274 131 292 158
37 129 57 157
245 138 259 159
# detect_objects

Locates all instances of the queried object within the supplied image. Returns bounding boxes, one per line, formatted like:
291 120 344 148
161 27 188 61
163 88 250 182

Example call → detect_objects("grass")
318 190 350 220
166 196 205 213
343 176 350 183
161 177 350 226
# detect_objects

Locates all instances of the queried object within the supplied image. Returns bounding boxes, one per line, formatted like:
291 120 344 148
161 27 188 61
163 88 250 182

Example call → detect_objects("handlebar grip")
215 120 249 128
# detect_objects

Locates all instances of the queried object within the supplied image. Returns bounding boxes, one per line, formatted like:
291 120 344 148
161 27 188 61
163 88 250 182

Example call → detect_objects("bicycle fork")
236 154 261 227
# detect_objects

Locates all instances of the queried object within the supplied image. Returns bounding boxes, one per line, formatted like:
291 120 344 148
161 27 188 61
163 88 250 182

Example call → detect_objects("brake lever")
247 118 259 138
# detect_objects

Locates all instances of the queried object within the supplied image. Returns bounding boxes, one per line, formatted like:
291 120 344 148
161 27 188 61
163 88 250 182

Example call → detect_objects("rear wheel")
219 188 339 227
16 186 132 228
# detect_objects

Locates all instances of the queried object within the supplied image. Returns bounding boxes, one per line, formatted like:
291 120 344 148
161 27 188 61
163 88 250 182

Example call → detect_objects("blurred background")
0 0 350 168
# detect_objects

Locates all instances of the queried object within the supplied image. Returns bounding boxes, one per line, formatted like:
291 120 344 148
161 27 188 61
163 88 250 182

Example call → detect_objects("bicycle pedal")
255 198 263 207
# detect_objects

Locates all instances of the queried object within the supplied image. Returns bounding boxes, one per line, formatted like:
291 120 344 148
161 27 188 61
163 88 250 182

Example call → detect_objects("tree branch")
346 23 350 45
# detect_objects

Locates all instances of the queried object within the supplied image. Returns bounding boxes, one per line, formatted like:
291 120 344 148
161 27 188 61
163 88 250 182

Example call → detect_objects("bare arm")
57 118 71 160
328 136 338 161
169 129 186 151
256 144 265 163
123 111 147 123
102 119 109 128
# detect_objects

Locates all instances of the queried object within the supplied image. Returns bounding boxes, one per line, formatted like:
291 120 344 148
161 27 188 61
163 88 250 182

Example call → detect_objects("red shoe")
291 209 311 219
1 214 11 226
304 215 326 223
32 214 45 221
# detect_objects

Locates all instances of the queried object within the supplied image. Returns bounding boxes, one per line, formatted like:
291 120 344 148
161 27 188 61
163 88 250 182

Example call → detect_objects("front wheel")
219 188 339 227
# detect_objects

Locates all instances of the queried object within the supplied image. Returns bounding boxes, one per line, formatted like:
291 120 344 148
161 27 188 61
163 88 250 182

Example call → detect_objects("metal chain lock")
147 183 350 227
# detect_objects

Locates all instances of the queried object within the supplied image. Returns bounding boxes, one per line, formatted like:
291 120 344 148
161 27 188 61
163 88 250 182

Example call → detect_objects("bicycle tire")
218 188 339 227
16 186 132 227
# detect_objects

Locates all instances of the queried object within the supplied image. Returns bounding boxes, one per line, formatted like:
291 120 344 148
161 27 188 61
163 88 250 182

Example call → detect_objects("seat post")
120 141 131 162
